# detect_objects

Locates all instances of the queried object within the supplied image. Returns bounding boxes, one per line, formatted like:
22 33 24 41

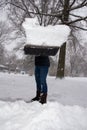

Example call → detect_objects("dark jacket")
35 56 50 67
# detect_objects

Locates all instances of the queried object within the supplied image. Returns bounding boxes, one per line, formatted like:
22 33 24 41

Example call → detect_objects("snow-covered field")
0 72 87 130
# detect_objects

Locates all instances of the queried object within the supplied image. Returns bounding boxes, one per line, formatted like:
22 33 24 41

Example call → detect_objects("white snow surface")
22 18 70 47
0 72 87 130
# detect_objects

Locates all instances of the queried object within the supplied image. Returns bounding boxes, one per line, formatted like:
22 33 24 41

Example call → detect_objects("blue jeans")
35 66 49 93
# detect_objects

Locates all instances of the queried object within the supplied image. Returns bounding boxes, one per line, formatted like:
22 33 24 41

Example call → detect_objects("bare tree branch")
67 16 87 25
7 0 87 29
70 13 84 19
7 2 27 12
29 0 40 14
28 0 42 24
59 0 64 6
70 0 87 11
70 0 76 8
21 0 31 17
80 0 87 6
69 24 87 31
0 0 8 8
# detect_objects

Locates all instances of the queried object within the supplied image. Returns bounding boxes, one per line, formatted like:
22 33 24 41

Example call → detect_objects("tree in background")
0 21 11 65
0 43 4 64
56 0 87 78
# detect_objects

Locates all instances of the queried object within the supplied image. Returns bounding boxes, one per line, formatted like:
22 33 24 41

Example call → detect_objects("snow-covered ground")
0 72 87 130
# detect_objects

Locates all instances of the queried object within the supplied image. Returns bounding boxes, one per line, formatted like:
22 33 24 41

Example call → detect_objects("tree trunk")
56 42 66 78
56 0 70 78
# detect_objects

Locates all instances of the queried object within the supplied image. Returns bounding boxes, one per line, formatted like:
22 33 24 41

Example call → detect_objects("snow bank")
0 101 87 130
22 18 70 47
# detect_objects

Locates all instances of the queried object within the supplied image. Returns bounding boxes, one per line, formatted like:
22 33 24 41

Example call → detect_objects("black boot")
31 91 40 101
40 93 47 104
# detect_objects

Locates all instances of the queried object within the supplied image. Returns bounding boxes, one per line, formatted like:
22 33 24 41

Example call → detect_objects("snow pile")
0 101 87 130
22 18 70 47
